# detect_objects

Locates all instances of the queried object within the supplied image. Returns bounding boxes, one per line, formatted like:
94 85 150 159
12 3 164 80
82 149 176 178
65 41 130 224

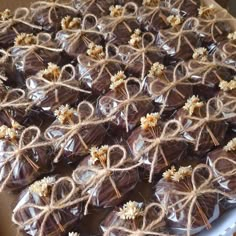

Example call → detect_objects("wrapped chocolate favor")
146 62 193 112
119 30 165 80
176 96 228 155
0 124 53 191
31 0 78 32
128 114 188 182
155 165 220 235
56 14 104 57
72 145 140 212
77 43 123 95
12 176 85 236
98 74 153 133
97 3 140 45
9 33 62 76
157 16 200 60
0 8 41 49
26 63 90 111
45 101 107 163
74 0 115 18
101 201 166 236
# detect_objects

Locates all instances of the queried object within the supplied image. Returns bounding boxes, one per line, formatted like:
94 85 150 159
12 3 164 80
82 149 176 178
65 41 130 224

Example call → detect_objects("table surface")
0 0 235 236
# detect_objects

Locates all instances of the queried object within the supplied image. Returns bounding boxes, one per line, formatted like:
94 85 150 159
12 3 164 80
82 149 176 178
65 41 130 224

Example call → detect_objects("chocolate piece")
98 76 153 133
0 125 53 191
12 176 83 236
128 116 188 182
45 102 107 163
72 145 139 209
155 165 220 235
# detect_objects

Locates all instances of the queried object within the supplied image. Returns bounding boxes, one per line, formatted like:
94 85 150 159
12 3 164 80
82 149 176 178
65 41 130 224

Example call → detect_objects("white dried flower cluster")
68 232 80 236
167 15 182 27
227 31 236 41
54 104 74 124
163 166 192 182
148 62 165 77
129 29 142 48
14 33 37 46
87 42 105 60
219 77 236 92
140 112 160 130
0 120 21 140
29 176 55 197
192 47 208 61
183 95 204 116
61 16 81 30
0 9 11 21
110 71 126 90
198 4 215 17
117 201 143 220
143 0 160 7
109 5 123 17
224 138 236 152
41 63 61 81
90 145 109 164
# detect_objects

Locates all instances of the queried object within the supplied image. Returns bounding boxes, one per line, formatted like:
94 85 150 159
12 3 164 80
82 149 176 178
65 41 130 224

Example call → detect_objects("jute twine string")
44 101 114 163
72 144 142 215
12 176 88 236
99 77 152 132
75 0 107 15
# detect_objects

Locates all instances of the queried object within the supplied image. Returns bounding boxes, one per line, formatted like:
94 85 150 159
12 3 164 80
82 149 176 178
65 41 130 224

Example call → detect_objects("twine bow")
99 77 151 132
133 119 187 183
104 202 170 236
0 126 50 192
0 49 11 81
221 41 236 64
75 0 108 15
12 176 87 236
72 144 141 215
45 101 113 163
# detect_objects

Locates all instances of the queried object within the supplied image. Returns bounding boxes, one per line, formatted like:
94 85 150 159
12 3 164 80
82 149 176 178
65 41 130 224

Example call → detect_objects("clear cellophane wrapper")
45 101 107 163
12 176 85 236
72 145 139 211
9 33 62 76
0 126 53 192
98 77 153 133
30 0 78 32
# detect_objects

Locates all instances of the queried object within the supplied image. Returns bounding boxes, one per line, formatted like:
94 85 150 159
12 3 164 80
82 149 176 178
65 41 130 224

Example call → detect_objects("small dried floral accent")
183 95 204 116
167 15 182 27
54 104 75 124
14 33 37 46
163 165 192 182
61 16 81 30
87 43 105 60
224 138 236 152
109 71 126 90
0 120 21 140
140 113 160 130
143 0 160 7
192 47 208 61
148 62 165 77
90 145 109 164
109 5 123 17
129 29 142 48
40 63 61 81
219 77 236 91
68 232 80 236
198 4 215 17
227 31 236 41
117 201 143 220
0 9 12 21
29 176 55 197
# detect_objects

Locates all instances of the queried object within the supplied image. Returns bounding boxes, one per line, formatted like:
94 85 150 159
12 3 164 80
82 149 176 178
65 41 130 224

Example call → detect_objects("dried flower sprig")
224 138 236 152
117 201 143 220
61 16 81 30
192 47 208 61
167 15 182 27
227 31 236 41
142 0 160 7
87 42 105 60
148 62 165 77
163 165 192 182
219 77 236 91
0 120 21 140
110 71 126 90
183 95 204 116
140 113 160 130
0 9 12 21
162 166 176 180
40 63 61 81
14 33 37 46
54 104 75 124
129 29 142 48
90 145 109 164
68 232 80 236
29 176 56 197
198 4 215 17
109 5 123 17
